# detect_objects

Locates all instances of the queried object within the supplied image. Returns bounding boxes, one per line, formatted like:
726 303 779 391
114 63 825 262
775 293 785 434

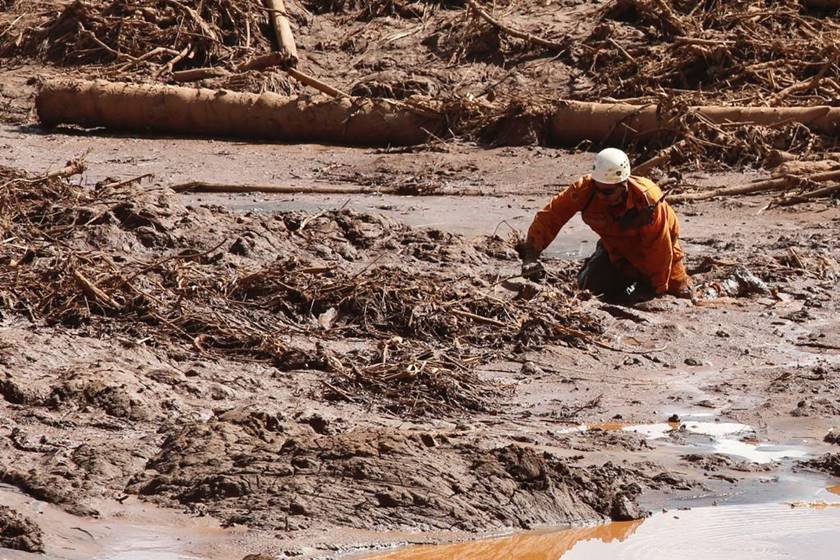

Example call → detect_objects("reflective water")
564 418 810 464
369 501 840 560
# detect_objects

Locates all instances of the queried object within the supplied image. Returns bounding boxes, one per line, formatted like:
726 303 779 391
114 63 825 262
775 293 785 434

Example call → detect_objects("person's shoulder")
629 175 662 204
568 174 595 201
569 174 593 192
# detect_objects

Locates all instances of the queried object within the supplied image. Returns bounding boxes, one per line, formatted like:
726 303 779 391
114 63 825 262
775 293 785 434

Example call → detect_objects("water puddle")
828 485 840 496
367 501 840 559
565 417 809 464
0 485 250 560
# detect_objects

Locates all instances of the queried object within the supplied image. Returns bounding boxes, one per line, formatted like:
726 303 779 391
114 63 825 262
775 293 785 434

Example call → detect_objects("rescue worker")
518 148 693 302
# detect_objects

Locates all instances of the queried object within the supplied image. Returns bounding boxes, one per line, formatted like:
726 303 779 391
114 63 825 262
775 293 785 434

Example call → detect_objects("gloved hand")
673 285 695 300
669 277 695 300
521 260 546 281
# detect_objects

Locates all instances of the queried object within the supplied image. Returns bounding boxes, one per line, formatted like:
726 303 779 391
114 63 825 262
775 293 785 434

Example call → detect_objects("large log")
549 101 840 145
36 79 840 148
36 78 440 147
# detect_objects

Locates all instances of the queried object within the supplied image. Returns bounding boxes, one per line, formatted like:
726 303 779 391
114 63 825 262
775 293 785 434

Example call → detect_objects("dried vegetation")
2 0 838 177
0 162 604 417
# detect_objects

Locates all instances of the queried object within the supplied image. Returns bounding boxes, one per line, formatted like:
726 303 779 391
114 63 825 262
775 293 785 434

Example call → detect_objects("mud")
1 2 840 559
800 453 840 478
129 424 648 532
0 505 43 553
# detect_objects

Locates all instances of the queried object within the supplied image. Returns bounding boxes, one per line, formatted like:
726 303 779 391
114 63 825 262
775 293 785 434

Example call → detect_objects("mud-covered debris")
825 431 840 445
8 0 272 72
0 163 604 417
698 266 771 299
0 506 44 553
797 453 840 477
0 469 98 517
127 422 648 532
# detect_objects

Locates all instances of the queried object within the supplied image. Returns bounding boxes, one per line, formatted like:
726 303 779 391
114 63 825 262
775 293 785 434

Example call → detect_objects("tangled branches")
585 0 840 107
0 163 603 417
9 0 271 73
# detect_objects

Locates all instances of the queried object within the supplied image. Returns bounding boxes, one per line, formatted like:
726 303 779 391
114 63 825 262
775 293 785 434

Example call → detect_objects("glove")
515 239 539 262
669 277 695 300
672 285 695 300
521 260 546 281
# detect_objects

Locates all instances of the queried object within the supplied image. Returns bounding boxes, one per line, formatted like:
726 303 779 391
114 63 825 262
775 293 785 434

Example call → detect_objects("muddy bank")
129 422 647 532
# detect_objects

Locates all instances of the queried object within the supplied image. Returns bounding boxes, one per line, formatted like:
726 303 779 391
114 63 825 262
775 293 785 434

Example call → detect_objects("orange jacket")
525 175 689 294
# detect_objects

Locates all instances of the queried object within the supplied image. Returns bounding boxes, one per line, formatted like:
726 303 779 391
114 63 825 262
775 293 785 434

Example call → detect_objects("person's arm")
522 178 591 260
631 203 677 294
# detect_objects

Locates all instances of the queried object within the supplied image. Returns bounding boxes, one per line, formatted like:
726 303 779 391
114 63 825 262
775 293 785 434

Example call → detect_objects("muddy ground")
1 1 840 559
0 118 838 557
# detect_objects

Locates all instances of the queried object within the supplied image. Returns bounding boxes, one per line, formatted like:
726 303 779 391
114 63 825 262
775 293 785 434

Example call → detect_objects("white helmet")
592 148 631 184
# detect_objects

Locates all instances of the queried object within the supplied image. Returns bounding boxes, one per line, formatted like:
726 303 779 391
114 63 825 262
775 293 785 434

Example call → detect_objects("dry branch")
465 0 569 52
172 182 380 195
776 183 840 206
171 67 232 82
670 169 840 203
73 269 121 310
633 140 688 176
170 181 486 197
285 67 351 98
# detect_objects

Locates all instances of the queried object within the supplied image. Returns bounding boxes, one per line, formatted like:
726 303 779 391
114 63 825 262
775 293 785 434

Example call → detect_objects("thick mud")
0 484 252 560
0 132 837 556
0 2 839 556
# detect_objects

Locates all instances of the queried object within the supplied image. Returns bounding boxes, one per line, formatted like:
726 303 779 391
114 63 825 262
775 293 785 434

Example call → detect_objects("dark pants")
577 244 654 303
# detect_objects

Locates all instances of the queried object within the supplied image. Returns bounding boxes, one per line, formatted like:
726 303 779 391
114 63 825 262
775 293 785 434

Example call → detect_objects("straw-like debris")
7 0 272 76
0 162 604 417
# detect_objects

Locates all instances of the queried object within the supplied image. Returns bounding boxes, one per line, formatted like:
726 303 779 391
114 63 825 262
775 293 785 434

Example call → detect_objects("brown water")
368 501 840 560
367 521 644 560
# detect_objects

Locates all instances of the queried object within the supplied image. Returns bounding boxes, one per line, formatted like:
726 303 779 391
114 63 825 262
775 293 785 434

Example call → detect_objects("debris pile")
9 0 272 70
588 0 839 107
0 162 604 416
798 453 840 477
3 1 838 171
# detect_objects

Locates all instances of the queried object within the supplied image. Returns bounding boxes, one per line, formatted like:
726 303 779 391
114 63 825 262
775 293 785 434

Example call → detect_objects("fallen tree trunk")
36 78 440 147
265 0 298 65
173 182 383 195
171 181 487 196
549 101 840 145
36 79 839 148
669 169 840 203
